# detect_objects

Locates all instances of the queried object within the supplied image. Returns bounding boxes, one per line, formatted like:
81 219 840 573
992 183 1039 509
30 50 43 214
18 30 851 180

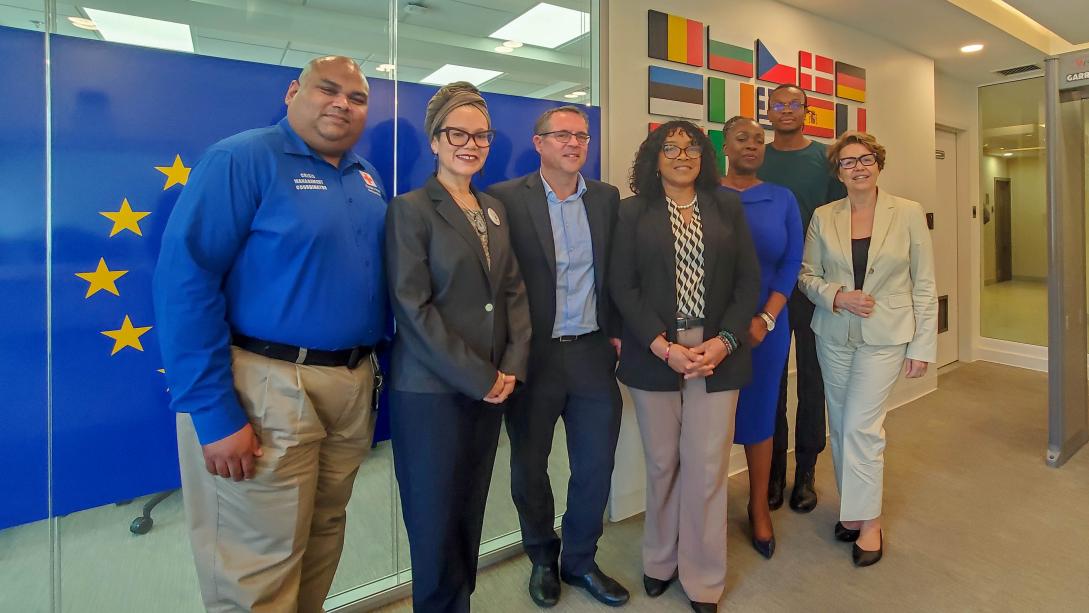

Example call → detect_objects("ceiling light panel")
490 3 590 49
84 8 194 53
420 64 503 87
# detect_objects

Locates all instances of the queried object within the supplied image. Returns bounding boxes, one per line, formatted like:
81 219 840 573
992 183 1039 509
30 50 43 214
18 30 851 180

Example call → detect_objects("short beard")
774 122 804 136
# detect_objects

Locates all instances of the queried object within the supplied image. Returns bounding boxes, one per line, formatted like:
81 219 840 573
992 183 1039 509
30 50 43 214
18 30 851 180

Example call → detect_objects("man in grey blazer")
488 106 629 608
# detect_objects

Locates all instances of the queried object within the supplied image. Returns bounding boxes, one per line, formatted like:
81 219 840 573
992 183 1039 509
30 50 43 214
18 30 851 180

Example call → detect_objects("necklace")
666 193 697 210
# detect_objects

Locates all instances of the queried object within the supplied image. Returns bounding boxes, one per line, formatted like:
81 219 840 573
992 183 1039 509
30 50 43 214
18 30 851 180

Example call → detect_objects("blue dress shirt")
154 118 388 444
542 173 598 337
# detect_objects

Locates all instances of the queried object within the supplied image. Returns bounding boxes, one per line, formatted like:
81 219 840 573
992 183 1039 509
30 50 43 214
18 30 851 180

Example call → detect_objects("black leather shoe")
834 521 861 542
561 567 630 607
747 506 775 559
789 468 817 513
768 477 785 510
852 531 883 567
690 600 718 613
528 563 560 607
643 574 673 597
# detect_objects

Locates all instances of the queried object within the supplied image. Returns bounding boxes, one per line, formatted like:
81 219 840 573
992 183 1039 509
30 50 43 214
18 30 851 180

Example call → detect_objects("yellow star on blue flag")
100 315 153 355
100 198 151 237
155 154 191 190
75 257 128 298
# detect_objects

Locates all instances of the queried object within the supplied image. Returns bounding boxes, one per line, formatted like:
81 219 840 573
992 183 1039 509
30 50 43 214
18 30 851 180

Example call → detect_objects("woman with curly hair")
610 120 760 613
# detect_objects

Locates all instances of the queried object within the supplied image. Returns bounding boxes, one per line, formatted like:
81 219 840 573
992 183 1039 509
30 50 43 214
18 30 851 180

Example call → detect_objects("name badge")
487 208 501 226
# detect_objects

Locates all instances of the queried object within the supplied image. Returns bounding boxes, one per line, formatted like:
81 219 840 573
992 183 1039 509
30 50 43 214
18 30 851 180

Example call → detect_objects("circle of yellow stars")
75 154 190 356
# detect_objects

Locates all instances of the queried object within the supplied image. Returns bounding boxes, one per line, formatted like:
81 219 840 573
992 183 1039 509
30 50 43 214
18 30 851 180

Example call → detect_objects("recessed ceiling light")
376 64 396 72
83 8 194 53
67 16 98 30
1003 152 1013 157
491 3 590 49
564 91 587 99
502 40 523 49
420 64 503 87
960 43 984 53
495 45 513 53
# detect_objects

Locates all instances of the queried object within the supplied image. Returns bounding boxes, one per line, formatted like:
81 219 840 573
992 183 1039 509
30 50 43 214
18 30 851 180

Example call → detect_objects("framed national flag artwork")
836 61 867 102
799 51 834 95
707 28 753 78
755 39 797 85
835 103 869 137
648 10 703 67
648 65 704 119
803 96 836 138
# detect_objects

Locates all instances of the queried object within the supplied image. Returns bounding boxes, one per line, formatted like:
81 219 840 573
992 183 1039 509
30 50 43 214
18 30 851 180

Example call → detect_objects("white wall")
935 71 981 362
605 0 940 520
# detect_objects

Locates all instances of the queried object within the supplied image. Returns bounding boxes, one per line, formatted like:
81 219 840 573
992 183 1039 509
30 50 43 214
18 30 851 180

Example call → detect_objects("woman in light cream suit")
797 131 936 567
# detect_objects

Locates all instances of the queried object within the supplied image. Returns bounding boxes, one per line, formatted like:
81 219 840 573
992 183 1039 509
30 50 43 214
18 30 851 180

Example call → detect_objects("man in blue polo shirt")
154 56 387 613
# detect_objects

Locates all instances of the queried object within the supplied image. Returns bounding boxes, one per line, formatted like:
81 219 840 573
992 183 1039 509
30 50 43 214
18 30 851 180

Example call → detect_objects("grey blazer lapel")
524 173 557 278
429 178 492 285
582 181 609 306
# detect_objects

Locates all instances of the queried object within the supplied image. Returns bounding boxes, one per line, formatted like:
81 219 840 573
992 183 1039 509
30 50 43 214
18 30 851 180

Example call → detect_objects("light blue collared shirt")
542 173 598 337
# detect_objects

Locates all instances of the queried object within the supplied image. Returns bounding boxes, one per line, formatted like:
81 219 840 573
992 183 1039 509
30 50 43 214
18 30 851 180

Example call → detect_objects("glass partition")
1 0 600 610
979 77 1048 346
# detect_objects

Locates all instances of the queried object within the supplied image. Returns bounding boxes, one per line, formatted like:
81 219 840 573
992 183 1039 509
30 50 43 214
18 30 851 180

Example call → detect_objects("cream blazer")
798 190 938 362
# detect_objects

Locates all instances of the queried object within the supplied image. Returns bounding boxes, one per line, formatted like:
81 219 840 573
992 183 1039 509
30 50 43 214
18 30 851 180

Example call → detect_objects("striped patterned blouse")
667 195 706 319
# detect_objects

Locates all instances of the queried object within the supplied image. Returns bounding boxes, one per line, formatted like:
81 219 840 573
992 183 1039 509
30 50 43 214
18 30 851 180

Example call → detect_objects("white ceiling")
1003 0 1089 46
0 0 594 101
774 0 1049 84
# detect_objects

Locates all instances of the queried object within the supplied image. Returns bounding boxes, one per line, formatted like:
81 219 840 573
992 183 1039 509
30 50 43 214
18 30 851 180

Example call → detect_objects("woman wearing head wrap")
385 82 531 611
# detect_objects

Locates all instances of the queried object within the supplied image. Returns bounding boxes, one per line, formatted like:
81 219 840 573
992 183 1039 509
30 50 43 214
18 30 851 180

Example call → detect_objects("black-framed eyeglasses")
537 130 592 145
436 127 495 148
838 153 878 169
662 144 703 159
770 101 805 112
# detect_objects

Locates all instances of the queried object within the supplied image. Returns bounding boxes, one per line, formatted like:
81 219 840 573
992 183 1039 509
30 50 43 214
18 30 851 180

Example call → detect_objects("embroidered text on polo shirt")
294 172 328 191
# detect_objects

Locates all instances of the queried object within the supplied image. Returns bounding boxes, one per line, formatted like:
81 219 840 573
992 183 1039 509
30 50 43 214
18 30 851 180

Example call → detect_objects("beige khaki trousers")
815 315 906 521
177 346 377 613
629 327 739 605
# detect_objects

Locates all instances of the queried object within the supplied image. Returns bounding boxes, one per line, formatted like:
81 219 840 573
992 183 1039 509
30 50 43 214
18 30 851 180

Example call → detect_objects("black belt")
675 316 704 331
232 334 372 369
553 330 601 343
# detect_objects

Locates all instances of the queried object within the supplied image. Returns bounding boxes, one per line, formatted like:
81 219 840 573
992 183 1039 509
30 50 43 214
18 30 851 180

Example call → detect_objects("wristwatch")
759 311 776 331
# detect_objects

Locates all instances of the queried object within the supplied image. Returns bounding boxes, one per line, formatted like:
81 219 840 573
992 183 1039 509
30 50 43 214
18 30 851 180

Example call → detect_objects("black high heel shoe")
852 530 883 567
834 521 861 542
747 504 776 559
643 574 674 597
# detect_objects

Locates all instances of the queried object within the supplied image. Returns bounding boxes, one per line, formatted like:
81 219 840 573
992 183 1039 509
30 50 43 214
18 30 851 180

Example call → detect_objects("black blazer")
610 188 760 392
385 175 531 399
487 172 621 346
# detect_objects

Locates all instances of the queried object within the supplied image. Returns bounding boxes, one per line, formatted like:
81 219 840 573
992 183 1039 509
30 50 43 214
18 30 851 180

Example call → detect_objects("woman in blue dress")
718 116 802 559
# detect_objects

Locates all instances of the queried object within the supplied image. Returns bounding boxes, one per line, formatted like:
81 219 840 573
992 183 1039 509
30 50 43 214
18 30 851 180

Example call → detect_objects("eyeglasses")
537 130 592 145
837 153 878 169
662 144 703 159
436 127 495 148
770 101 805 112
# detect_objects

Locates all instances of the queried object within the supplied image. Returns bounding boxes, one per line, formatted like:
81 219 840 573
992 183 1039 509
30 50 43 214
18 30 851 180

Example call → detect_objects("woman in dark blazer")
385 81 531 612
610 120 760 613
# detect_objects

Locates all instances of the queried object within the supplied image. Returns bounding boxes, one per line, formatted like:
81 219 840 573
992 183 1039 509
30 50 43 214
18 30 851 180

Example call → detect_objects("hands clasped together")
833 289 928 379
654 335 731 380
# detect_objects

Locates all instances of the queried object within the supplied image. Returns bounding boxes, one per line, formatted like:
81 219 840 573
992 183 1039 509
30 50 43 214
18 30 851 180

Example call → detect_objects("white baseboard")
974 338 1048 372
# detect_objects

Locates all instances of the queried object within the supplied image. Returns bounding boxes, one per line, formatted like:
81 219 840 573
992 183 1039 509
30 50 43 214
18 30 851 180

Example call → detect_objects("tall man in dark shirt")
757 84 847 513
489 106 629 608
154 56 387 612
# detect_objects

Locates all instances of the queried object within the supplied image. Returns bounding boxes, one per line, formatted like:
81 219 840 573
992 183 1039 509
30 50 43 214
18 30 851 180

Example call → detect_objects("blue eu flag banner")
47 36 397 520
2 26 599 529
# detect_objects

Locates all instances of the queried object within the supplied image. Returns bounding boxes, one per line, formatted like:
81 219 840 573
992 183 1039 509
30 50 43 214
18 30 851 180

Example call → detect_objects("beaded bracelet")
717 330 739 353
